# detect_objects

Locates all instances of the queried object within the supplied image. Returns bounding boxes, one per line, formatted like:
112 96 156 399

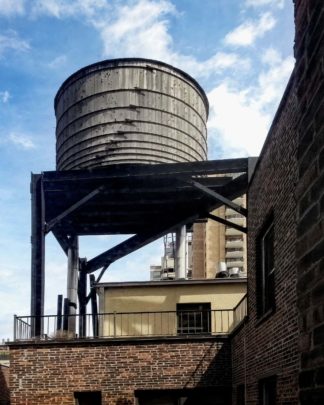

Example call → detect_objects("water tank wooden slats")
55 58 209 170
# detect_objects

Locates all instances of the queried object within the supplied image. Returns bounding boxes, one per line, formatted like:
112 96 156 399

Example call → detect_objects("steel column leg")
67 235 79 334
78 261 87 338
30 174 45 337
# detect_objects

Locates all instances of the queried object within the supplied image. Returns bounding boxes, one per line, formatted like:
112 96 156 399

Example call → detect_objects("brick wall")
231 73 300 404
9 338 231 405
232 1 324 403
0 365 10 405
294 0 324 403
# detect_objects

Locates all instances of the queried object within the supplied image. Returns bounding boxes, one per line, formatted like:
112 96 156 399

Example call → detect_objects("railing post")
63 298 70 331
56 295 63 331
13 315 17 341
113 312 116 337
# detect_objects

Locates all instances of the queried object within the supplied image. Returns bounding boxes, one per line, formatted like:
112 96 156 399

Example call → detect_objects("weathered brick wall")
9 338 231 405
0 365 10 405
231 73 300 404
294 0 324 403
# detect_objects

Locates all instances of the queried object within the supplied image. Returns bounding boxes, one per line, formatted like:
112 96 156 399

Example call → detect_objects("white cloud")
207 51 294 157
245 0 285 8
31 0 109 19
257 50 294 105
47 54 67 68
0 30 30 56
208 83 270 157
224 12 276 47
0 0 25 16
0 90 10 103
94 0 250 79
97 0 175 60
0 262 30 339
5 0 249 80
8 133 36 149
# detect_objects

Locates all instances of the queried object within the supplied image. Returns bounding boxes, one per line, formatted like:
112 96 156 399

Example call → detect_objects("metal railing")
13 297 247 341
231 295 248 332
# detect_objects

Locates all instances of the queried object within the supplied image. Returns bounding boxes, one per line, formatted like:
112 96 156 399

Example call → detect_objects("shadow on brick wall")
183 341 231 388
0 366 10 405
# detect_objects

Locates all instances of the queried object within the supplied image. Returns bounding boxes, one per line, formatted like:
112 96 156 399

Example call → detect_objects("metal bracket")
206 213 247 234
187 179 247 216
45 186 105 233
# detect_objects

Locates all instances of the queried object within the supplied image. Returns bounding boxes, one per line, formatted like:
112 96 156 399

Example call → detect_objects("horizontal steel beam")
41 158 249 182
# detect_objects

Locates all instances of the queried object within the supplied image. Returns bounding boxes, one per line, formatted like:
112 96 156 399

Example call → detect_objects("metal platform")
30 158 256 336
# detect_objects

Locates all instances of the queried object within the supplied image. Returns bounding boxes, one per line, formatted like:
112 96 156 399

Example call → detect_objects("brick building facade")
294 0 324 403
0 365 10 405
231 72 300 404
9 338 231 404
7 1 324 404
231 0 324 403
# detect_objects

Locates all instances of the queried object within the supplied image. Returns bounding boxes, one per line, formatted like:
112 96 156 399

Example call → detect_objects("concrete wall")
99 281 246 337
9 339 231 405
100 281 246 313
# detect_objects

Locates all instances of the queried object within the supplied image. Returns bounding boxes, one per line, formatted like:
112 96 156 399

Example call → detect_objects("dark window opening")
258 376 277 405
136 388 230 405
176 303 211 335
236 384 245 405
74 391 102 405
256 213 275 318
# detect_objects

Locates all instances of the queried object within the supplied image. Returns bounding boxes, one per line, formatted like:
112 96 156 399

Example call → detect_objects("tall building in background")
192 195 247 279
151 194 247 280
150 233 193 280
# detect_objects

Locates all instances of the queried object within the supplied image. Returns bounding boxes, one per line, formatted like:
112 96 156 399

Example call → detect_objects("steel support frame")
30 174 45 337
206 213 247 234
187 179 247 216
67 235 79 334
29 160 252 338
78 260 87 338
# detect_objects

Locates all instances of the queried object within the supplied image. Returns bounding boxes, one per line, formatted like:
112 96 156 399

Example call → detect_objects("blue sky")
0 0 294 340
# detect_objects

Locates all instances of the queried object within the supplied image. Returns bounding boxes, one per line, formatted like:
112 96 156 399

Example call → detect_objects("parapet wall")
9 338 231 405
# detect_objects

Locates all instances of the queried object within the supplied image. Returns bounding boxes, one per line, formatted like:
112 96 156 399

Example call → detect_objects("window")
136 388 223 405
74 391 101 405
227 235 243 242
226 248 243 252
236 384 245 405
258 376 277 405
256 213 275 318
177 303 211 335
